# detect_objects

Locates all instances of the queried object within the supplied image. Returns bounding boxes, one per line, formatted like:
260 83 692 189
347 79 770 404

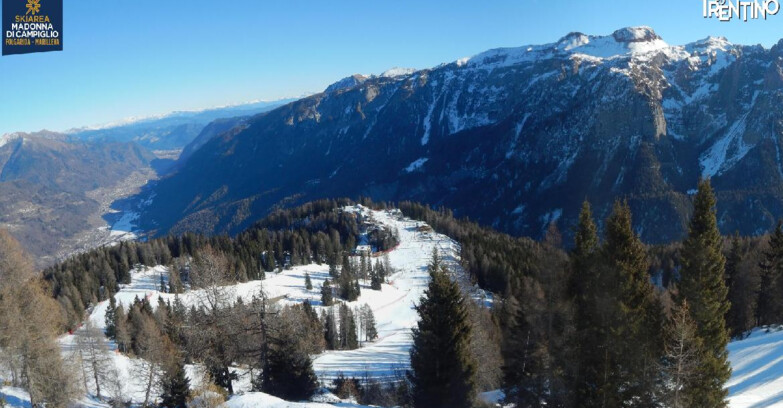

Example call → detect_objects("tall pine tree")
602 200 663 407
677 179 731 407
758 221 783 326
408 249 476 408
726 233 756 339
160 358 190 408
569 200 606 406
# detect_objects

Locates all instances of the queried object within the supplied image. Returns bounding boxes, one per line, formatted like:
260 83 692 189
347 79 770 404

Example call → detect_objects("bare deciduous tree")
0 229 77 407
75 320 113 399
664 300 702 408
190 246 234 311
133 317 175 407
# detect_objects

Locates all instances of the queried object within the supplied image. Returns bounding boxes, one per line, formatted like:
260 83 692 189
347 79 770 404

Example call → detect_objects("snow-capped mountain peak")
381 67 416 78
465 26 671 69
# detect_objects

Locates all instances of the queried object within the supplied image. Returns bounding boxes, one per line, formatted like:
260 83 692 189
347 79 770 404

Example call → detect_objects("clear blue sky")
1 0 782 135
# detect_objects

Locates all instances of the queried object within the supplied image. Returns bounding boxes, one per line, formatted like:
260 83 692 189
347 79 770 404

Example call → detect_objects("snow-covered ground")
727 327 783 408
17 204 783 407
0 205 481 407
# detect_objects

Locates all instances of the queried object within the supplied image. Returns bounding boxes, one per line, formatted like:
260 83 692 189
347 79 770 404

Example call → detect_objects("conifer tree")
361 304 378 341
263 323 318 401
602 200 663 406
569 201 605 405
321 279 333 306
677 179 731 407
338 303 359 350
370 269 383 290
409 250 476 408
324 307 338 350
501 290 547 406
160 358 190 408
304 273 313 290
725 233 756 339
758 221 783 326
104 295 117 340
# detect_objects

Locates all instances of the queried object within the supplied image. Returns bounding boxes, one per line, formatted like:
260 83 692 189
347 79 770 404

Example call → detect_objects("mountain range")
134 26 783 244
0 99 290 264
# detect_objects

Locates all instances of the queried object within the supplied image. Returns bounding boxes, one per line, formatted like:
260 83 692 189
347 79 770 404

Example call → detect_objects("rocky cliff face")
139 27 783 243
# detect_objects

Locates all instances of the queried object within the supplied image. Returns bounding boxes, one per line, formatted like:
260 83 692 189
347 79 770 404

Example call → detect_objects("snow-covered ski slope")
313 206 474 382
10 205 479 407
6 204 781 407
727 328 783 407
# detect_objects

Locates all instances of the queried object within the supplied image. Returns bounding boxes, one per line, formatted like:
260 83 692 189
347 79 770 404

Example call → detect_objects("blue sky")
1 0 782 135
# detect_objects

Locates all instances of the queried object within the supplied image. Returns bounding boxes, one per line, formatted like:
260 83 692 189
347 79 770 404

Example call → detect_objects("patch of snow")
225 391 370 408
67 205 483 405
0 133 21 148
404 158 429 173
109 211 139 240
700 112 753 179
540 209 563 227
727 327 783 407
381 67 416 78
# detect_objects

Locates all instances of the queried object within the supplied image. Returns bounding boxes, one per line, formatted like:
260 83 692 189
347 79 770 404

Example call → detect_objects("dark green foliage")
304 273 313 290
398 201 541 295
321 279 333 307
758 221 783 326
323 308 339 350
677 179 731 408
370 268 383 290
570 201 604 405
44 199 398 329
502 223 575 407
362 305 378 341
603 200 663 406
160 359 190 408
263 327 319 401
339 255 361 301
104 295 117 339
726 234 758 339
409 250 477 408
339 303 359 350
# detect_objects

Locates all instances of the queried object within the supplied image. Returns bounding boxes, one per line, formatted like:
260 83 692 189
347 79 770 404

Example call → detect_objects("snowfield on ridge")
29 206 484 407
3 205 779 407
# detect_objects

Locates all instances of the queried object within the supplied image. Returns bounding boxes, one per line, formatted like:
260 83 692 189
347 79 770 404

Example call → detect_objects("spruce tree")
338 303 359 350
363 305 378 341
321 279 333 306
408 250 476 408
160 359 190 408
305 273 313 290
324 307 339 350
569 201 605 405
758 221 783 326
501 290 547 406
104 295 117 340
370 269 383 290
726 233 756 339
263 332 318 401
602 200 663 406
677 179 731 407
